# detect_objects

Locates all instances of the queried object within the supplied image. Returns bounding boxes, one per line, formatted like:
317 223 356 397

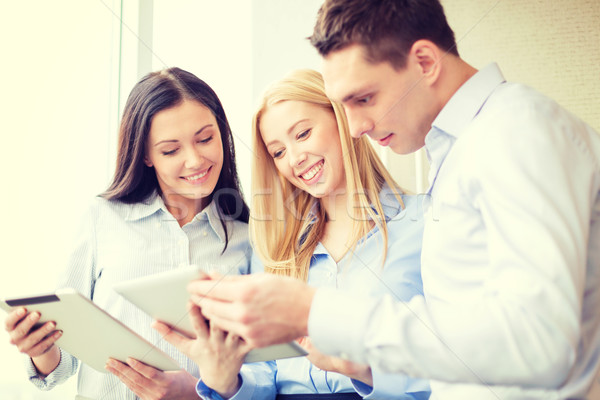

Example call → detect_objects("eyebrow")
341 92 359 103
339 83 374 104
153 124 213 147
264 119 309 148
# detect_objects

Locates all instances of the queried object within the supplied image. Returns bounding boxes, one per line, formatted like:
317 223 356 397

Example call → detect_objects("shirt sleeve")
24 348 79 390
196 362 277 400
309 101 595 388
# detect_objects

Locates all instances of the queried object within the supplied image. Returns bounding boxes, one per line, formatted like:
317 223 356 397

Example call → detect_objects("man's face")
322 43 434 155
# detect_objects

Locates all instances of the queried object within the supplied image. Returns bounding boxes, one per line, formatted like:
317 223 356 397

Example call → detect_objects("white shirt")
25 193 252 399
309 63 600 399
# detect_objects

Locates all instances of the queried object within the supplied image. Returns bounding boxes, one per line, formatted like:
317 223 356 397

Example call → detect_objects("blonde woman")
157 69 430 400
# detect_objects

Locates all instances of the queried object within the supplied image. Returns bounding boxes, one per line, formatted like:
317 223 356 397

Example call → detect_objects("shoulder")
386 194 425 242
469 82 581 145
88 196 141 221
456 82 595 175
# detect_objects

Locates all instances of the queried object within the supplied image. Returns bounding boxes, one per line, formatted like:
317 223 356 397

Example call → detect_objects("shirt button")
155 222 161 228
178 239 185 245
203 231 208 237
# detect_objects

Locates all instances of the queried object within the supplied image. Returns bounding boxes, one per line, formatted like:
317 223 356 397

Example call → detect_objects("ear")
144 156 153 167
409 39 443 86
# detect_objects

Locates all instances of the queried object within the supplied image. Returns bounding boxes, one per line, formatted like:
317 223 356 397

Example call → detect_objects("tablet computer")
0 289 180 373
113 265 307 363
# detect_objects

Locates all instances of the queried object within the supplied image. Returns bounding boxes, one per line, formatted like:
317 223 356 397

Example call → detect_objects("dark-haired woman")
4 67 251 399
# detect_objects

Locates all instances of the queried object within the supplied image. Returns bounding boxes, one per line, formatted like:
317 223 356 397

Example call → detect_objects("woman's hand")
297 336 373 386
105 358 198 399
153 301 251 399
4 307 62 376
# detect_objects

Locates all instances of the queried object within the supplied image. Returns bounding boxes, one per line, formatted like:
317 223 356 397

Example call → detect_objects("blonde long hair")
250 69 403 281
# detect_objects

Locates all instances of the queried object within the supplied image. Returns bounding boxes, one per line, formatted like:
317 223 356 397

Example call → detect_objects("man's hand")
187 272 317 347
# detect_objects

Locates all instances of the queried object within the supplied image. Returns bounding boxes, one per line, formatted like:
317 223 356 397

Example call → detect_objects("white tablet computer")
0 289 180 373
113 265 307 363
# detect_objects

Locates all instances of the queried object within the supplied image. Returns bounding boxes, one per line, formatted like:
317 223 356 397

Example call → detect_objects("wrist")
32 345 60 377
210 374 241 399
351 366 373 387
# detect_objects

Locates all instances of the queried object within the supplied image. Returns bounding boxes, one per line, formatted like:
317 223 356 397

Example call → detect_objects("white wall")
0 1 120 398
151 0 254 199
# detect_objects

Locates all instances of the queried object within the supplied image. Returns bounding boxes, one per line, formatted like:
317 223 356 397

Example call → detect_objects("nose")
184 146 203 169
288 147 307 169
346 108 374 139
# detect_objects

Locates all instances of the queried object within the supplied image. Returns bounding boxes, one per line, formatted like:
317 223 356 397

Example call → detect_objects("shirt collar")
378 183 404 221
424 63 506 193
196 199 227 243
432 62 506 139
124 191 164 221
124 192 226 243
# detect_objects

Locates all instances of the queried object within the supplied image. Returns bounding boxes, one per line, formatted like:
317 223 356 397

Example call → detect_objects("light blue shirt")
197 191 430 399
25 192 252 399
309 63 600 399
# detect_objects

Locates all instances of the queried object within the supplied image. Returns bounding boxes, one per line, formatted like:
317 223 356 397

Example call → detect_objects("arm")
310 108 595 387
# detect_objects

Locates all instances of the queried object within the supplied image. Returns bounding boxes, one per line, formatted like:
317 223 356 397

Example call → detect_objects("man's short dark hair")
309 0 459 69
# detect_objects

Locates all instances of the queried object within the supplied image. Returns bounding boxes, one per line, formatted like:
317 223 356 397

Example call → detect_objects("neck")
437 56 478 107
319 189 351 225
162 192 209 227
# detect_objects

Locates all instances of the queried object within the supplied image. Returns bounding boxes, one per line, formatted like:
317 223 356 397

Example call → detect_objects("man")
188 0 600 398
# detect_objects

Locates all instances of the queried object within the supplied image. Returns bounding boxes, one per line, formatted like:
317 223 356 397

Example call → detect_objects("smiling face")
322 43 436 155
145 99 223 217
259 100 346 199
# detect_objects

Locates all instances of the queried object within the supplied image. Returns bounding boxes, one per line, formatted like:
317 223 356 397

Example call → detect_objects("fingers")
187 302 209 339
5 307 27 332
7 310 40 342
152 320 190 350
209 319 226 342
200 314 250 345
105 359 149 397
296 336 311 349
193 270 211 280
192 296 248 326
6 310 62 357
21 324 62 356
126 358 161 381
225 333 253 356
187 274 256 302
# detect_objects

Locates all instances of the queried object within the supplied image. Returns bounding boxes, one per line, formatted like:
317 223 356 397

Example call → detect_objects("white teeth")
301 161 323 181
185 170 208 181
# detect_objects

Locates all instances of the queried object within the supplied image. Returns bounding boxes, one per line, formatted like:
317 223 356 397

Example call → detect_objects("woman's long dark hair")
101 67 249 251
